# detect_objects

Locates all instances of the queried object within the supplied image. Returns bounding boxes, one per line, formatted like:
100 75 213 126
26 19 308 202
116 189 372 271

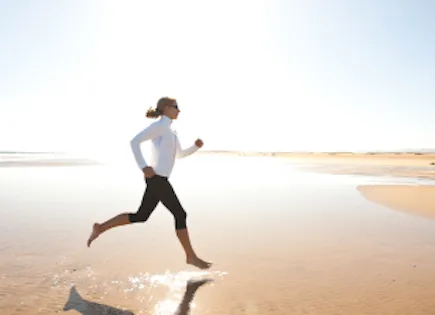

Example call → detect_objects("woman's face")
164 100 180 119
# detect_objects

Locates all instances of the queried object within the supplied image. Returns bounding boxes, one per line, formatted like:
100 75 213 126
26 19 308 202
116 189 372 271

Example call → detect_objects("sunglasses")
168 103 180 110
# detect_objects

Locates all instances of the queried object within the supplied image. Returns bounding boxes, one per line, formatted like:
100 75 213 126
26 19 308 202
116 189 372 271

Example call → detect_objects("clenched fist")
142 166 156 178
195 139 204 148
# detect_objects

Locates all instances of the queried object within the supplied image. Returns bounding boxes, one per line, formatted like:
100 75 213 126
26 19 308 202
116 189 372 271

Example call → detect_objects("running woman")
87 97 212 270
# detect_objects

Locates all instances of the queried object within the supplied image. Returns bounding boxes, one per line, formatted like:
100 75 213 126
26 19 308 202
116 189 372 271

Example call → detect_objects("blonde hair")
146 97 177 119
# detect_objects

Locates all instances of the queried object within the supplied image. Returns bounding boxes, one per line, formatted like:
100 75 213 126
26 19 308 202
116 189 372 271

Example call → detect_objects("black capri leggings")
128 175 187 230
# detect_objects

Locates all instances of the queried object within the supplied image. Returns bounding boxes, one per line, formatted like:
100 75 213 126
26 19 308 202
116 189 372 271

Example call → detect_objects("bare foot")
186 256 212 270
87 223 102 247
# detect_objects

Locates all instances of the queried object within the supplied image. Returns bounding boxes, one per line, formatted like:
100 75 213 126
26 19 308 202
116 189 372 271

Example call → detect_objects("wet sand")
2 154 435 314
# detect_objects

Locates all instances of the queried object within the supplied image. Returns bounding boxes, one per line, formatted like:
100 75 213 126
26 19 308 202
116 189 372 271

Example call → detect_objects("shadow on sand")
63 278 213 315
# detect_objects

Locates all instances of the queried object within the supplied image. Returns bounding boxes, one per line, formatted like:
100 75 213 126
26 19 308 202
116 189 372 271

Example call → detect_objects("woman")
87 97 212 270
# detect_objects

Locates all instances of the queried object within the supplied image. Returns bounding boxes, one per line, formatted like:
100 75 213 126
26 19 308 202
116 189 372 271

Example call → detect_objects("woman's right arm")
130 123 163 170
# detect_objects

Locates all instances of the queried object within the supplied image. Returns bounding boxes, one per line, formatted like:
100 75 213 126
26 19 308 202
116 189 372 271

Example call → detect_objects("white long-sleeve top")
130 115 199 178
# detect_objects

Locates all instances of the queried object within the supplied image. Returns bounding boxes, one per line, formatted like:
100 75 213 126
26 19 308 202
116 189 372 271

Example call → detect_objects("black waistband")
146 174 168 181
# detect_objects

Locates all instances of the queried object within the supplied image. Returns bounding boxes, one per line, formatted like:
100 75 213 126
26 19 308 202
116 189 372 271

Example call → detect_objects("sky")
1 0 434 157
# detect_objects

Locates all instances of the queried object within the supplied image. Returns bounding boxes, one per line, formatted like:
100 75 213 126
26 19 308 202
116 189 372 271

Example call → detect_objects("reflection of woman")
63 279 213 314
87 97 212 270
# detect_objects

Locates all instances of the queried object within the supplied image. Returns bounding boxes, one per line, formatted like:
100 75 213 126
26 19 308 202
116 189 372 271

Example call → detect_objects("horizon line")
2 149 435 155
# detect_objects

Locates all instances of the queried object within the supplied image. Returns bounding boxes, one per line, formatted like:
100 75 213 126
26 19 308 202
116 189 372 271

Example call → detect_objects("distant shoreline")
196 150 435 164
197 150 435 155
0 151 67 154
2 150 435 156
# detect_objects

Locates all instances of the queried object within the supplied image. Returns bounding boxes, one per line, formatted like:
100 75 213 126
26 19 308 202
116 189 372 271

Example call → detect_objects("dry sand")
2 154 435 314
289 152 435 180
357 185 435 219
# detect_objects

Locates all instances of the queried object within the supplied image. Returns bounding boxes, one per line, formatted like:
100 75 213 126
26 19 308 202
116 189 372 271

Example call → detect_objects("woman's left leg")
87 177 159 247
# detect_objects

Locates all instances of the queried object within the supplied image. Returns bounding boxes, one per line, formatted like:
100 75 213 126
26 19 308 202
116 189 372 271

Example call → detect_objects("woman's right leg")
87 179 160 247
155 177 212 269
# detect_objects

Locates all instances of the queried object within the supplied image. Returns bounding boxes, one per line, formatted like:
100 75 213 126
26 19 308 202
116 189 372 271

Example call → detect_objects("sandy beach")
200 151 435 180
2 152 435 314
358 185 435 219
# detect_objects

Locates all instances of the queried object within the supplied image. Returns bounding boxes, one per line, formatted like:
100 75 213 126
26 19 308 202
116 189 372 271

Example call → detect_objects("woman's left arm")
175 135 201 158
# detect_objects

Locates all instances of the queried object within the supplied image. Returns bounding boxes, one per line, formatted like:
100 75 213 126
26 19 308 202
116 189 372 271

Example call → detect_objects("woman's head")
146 97 180 120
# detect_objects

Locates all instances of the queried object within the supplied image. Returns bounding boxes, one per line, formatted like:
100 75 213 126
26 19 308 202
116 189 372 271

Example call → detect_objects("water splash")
125 270 227 315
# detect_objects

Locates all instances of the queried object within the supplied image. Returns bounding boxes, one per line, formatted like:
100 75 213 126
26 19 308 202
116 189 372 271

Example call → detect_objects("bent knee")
175 211 187 230
128 213 150 223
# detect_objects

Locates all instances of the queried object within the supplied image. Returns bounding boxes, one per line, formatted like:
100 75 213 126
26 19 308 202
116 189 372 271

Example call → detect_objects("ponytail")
146 107 162 119
145 96 176 119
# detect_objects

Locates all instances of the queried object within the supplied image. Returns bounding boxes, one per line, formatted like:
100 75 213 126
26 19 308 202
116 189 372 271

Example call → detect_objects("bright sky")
1 0 434 156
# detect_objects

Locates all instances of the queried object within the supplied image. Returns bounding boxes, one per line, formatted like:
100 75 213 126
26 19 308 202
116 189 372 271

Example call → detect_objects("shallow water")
1 155 435 314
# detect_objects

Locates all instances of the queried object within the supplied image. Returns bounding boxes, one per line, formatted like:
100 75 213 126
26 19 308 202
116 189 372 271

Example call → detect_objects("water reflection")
63 270 223 314
159 278 213 315
63 285 134 314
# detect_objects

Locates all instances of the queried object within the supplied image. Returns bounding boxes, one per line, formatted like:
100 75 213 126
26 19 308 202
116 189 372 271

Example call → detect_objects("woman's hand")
142 166 156 178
